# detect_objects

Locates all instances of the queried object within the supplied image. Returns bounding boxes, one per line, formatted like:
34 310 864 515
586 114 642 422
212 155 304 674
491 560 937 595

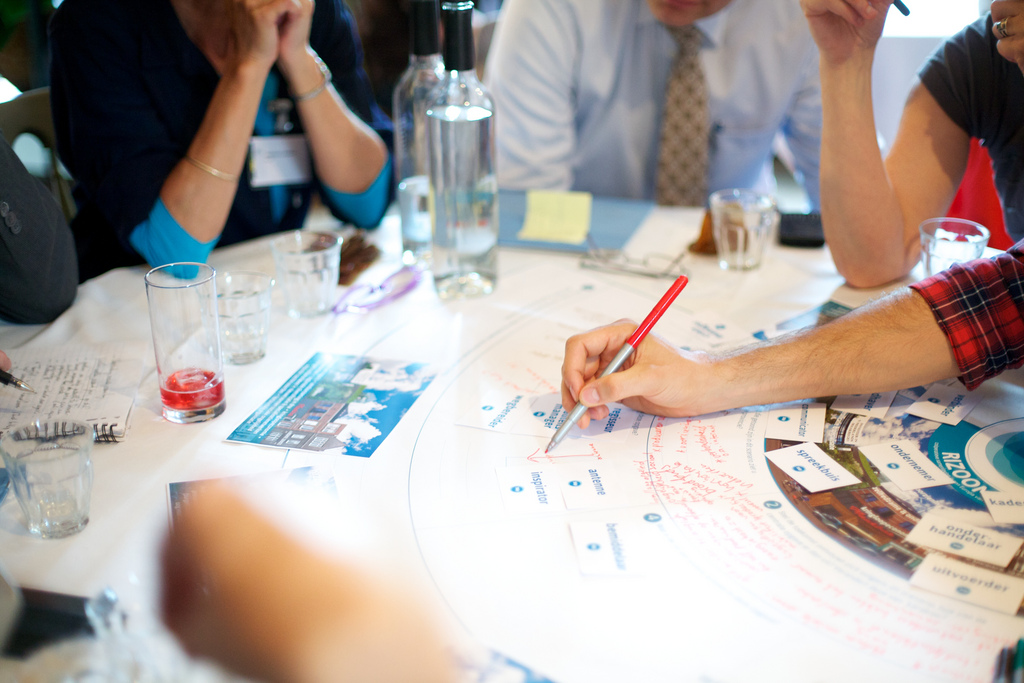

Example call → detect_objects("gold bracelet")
185 155 239 182
293 56 332 103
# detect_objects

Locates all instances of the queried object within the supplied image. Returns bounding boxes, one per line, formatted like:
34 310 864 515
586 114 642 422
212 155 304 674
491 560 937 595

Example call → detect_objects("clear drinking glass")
426 0 499 299
1 420 93 539
216 271 273 365
709 189 778 271
144 263 226 424
918 217 990 277
270 231 342 318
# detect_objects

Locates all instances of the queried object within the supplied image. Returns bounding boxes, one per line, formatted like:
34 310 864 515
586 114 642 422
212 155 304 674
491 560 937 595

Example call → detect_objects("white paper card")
508 394 569 437
859 440 954 491
457 394 532 433
905 512 1023 567
576 403 637 443
249 135 312 187
905 384 982 425
910 553 1024 615
569 521 655 576
553 464 623 510
765 402 826 444
764 443 861 493
495 467 565 514
830 391 897 418
983 490 1024 524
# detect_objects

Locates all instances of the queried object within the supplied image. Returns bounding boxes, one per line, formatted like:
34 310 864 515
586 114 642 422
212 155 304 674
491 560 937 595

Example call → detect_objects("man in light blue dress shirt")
486 0 822 208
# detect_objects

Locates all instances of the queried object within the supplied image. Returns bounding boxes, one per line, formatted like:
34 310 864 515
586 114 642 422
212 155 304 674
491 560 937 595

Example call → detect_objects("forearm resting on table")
160 65 266 243
818 59 911 288
710 288 959 410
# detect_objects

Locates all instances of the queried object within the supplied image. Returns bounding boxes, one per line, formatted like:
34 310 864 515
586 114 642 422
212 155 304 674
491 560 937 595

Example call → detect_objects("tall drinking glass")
144 263 226 423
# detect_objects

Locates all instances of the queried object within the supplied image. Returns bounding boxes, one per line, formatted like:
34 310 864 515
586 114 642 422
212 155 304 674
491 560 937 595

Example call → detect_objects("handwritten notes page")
0 343 143 436
399 263 1019 683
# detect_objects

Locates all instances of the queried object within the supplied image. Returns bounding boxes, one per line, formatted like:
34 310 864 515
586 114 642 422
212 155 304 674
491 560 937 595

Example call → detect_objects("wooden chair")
0 87 76 222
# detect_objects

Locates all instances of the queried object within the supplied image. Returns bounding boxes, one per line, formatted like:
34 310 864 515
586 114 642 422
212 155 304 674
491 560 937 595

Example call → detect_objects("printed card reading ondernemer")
905 512 1023 567
905 383 982 425
765 402 827 444
858 440 954 491
764 443 861 493
983 490 1024 525
830 391 898 418
910 553 1024 615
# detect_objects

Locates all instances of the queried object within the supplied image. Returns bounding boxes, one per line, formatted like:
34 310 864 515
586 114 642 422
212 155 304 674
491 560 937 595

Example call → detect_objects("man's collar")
639 0 732 49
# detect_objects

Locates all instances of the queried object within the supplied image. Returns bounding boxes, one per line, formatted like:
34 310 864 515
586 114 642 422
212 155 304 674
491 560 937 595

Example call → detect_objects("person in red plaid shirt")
556 241 1023 426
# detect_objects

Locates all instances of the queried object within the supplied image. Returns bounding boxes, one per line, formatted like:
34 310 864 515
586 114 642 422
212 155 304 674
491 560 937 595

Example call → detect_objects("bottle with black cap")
426 0 498 300
393 0 443 265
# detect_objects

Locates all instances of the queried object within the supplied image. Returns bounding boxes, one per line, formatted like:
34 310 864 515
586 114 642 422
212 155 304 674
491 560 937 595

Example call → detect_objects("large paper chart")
390 266 1023 683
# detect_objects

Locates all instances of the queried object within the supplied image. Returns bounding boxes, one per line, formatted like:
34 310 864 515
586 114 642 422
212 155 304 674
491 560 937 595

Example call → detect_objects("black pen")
892 0 910 16
0 368 34 393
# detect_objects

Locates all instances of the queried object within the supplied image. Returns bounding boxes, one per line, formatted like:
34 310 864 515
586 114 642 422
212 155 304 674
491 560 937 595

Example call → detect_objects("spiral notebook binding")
1 421 123 443
92 423 123 443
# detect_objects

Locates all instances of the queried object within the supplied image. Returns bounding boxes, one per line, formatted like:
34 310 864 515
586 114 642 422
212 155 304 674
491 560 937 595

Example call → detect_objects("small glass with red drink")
144 263 226 423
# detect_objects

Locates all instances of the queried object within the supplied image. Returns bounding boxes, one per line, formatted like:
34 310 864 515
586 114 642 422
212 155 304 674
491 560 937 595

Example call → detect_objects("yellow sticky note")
516 190 592 245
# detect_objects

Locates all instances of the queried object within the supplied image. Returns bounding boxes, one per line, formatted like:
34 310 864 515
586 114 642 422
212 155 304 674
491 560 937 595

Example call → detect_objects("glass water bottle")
426 0 499 299
393 0 444 265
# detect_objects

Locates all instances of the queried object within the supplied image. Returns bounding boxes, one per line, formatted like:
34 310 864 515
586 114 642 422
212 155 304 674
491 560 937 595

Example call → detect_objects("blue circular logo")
793 465 805 472
587 543 601 551
482 405 494 411
928 398 941 404
569 480 582 487
533 411 545 417
764 500 782 510
511 486 523 493
951 542 965 550
887 463 900 470
956 586 971 595
644 513 662 523
778 416 790 422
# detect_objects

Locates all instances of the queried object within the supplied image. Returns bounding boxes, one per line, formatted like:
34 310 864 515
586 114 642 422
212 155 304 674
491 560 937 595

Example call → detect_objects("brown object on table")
338 231 381 286
688 211 717 255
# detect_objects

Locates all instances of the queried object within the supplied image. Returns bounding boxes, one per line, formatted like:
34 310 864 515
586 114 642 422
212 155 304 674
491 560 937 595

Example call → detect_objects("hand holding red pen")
559 321 712 430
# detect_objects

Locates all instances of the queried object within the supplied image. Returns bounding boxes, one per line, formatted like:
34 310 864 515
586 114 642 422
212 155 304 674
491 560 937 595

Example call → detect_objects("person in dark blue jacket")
50 0 393 282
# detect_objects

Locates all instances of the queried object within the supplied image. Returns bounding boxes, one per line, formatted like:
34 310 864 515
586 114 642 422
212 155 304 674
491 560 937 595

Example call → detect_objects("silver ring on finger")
996 18 1011 39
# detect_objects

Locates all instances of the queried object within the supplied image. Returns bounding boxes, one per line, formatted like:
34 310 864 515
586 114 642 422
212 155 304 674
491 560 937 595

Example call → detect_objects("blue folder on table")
497 189 654 253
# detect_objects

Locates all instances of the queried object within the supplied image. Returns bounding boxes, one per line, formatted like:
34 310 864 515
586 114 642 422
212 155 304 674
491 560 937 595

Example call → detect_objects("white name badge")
495 466 565 514
765 401 826 443
859 440 954 491
984 490 1024 524
905 383 981 425
249 135 312 187
910 553 1024 615
905 512 1023 567
764 442 861 492
830 391 897 418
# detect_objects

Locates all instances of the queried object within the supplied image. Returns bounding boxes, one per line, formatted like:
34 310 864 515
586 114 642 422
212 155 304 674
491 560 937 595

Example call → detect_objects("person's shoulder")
50 0 143 41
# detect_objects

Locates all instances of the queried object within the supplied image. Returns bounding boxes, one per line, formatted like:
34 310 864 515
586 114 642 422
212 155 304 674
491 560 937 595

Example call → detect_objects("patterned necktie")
656 25 709 207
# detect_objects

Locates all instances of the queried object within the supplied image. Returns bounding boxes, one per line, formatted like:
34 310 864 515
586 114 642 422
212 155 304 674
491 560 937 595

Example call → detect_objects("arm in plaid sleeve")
909 240 1024 390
